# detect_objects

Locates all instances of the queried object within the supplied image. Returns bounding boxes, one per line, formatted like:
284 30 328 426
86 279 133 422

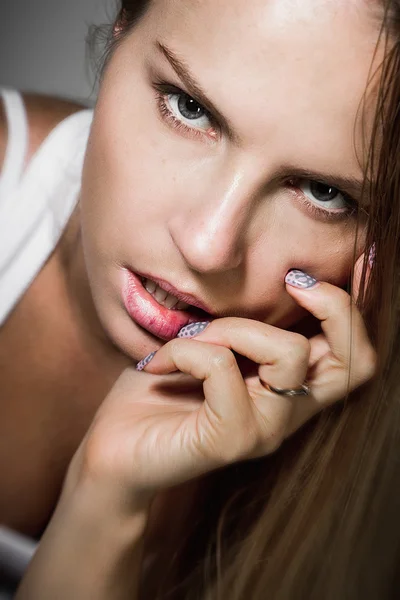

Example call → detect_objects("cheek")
80 116 172 258
276 202 365 284
247 230 360 328
249 220 364 308
87 100 184 213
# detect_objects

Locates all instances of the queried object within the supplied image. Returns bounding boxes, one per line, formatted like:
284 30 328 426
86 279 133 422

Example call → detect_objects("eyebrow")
155 41 239 143
155 41 369 203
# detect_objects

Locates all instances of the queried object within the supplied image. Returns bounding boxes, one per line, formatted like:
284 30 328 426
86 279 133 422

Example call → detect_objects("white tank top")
0 89 93 325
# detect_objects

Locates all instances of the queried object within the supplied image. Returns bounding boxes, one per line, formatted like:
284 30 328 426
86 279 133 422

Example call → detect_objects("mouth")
122 269 213 341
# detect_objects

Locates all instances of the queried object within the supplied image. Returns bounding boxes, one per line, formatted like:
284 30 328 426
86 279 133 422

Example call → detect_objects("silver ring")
260 381 311 397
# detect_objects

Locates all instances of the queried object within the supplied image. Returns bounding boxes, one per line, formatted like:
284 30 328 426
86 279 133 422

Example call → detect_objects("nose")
168 167 261 274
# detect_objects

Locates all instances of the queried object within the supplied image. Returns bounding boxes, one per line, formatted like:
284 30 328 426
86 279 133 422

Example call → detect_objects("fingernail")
136 351 157 371
177 321 210 339
285 269 318 289
368 244 376 268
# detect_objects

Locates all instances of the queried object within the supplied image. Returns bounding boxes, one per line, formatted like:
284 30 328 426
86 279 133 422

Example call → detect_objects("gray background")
0 0 117 105
0 3 118 596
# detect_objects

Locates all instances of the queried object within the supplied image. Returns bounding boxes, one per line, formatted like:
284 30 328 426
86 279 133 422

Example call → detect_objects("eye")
298 180 348 210
166 91 212 131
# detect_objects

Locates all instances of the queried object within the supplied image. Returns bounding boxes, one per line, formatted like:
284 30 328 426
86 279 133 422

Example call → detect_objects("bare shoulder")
0 92 87 173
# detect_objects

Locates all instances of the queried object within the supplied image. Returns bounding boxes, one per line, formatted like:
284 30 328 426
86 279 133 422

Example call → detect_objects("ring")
260 380 311 397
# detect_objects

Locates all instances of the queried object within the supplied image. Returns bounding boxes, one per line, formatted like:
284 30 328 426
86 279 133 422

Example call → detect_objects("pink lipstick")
123 269 211 341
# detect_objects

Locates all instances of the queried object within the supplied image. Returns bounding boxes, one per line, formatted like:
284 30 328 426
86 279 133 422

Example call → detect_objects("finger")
141 338 252 424
308 333 330 367
143 338 294 458
177 317 310 390
285 272 376 386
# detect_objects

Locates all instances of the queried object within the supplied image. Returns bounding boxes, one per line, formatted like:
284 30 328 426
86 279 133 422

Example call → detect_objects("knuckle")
80 428 119 483
284 334 311 365
209 347 236 372
167 338 194 365
209 317 237 337
339 289 353 311
323 287 352 320
292 333 311 357
168 338 184 356
218 317 237 334
359 347 377 382
332 286 353 310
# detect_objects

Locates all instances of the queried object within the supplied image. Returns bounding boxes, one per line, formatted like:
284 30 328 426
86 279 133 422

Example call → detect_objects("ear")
352 245 374 302
113 9 129 39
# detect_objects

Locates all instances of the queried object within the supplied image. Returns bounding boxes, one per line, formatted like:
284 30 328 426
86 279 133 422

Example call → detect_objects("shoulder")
0 92 87 174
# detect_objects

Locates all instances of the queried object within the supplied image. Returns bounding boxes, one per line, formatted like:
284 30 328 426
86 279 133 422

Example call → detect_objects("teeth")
175 300 191 310
164 293 180 309
144 279 157 294
154 286 168 304
142 279 191 311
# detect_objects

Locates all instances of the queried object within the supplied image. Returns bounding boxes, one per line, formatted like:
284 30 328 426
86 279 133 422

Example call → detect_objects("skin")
75 0 379 364
3 2 383 597
0 95 132 536
0 0 380 544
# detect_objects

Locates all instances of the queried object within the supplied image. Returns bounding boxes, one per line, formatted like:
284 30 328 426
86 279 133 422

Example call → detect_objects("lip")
122 269 212 341
136 270 214 315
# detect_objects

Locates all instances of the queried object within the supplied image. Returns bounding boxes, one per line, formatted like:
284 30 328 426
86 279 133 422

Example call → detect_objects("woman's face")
80 0 381 360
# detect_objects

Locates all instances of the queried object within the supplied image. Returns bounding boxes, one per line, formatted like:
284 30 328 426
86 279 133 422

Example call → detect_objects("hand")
70 268 376 506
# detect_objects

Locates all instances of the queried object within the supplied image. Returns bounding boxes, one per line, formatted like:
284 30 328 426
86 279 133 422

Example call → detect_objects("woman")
1 0 399 597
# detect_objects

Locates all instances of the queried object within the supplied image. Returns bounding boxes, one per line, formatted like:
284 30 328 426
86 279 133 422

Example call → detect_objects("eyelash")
287 180 358 223
154 81 217 141
153 80 359 223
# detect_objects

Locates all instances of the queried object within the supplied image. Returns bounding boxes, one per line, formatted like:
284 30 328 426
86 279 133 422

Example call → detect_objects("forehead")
137 0 383 164
145 0 382 85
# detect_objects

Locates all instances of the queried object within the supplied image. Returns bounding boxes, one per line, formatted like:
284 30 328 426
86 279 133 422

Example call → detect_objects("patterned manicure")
177 321 210 339
285 270 318 289
136 351 157 371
